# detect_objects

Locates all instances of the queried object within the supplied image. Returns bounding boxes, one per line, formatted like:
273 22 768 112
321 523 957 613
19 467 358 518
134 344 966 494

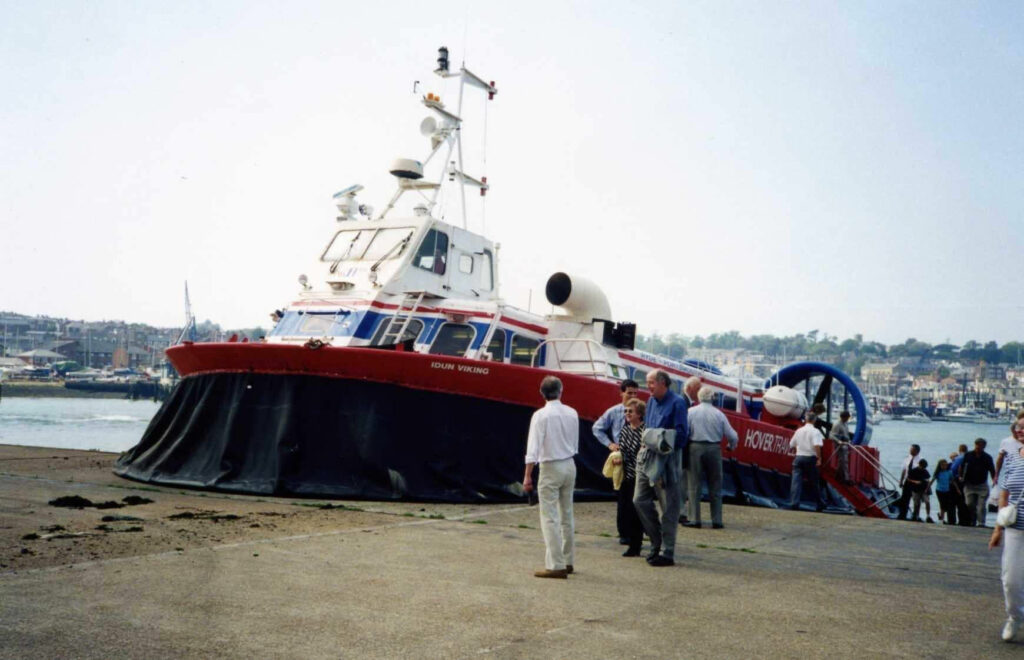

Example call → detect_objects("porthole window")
458 254 474 274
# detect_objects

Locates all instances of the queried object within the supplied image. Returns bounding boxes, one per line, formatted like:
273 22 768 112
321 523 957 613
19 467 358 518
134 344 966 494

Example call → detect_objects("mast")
377 47 497 228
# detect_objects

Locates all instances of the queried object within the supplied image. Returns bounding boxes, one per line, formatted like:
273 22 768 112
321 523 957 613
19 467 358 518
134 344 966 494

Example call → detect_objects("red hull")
165 342 887 516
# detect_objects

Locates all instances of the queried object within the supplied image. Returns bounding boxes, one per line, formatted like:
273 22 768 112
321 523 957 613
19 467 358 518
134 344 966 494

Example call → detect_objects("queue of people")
897 415 1024 527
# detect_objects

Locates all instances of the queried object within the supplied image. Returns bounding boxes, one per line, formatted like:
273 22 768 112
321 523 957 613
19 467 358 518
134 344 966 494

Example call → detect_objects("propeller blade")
813 374 833 407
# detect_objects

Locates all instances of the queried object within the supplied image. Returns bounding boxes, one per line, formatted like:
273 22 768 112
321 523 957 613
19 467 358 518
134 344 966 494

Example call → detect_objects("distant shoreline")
0 381 127 399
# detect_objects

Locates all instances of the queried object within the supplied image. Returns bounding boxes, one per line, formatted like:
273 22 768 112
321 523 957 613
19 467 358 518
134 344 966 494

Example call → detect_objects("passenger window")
510 335 540 366
428 323 475 356
370 317 424 346
670 380 681 394
413 229 449 275
458 254 473 274
485 329 506 361
633 369 648 389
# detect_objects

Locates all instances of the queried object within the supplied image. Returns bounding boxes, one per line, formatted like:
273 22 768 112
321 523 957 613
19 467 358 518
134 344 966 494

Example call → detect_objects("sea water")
0 397 161 453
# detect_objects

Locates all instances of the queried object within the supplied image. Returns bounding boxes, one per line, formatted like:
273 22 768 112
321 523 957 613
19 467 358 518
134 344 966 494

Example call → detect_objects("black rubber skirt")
115 372 614 502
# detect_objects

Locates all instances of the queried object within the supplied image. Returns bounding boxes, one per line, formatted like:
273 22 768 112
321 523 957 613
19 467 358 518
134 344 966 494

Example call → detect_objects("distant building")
862 362 897 380
977 364 1007 382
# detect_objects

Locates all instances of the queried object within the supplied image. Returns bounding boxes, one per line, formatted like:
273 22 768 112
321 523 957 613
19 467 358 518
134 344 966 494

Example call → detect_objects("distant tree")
862 342 887 357
664 333 687 359
982 340 1001 364
936 365 951 379
931 343 959 360
904 339 932 358
838 338 860 354
961 340 981 360
1001 342 1024 365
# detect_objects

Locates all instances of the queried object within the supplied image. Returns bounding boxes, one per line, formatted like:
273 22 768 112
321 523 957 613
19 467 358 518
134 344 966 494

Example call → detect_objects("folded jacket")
602 451 624 490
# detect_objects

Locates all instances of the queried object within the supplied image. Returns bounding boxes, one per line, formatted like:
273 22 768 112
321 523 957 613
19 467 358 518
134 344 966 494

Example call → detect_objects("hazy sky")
2 1 1022 345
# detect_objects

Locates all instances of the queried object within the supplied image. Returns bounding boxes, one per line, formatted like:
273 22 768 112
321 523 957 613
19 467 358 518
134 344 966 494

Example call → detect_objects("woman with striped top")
614 397 646 557
990 433 1024 642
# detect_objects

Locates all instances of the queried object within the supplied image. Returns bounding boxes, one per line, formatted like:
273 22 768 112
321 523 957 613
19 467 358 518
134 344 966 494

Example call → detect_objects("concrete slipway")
0 445 1016 659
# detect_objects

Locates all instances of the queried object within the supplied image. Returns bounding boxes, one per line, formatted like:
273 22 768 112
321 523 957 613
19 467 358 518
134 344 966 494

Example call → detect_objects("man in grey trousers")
634 370 689 567
685 386 738 529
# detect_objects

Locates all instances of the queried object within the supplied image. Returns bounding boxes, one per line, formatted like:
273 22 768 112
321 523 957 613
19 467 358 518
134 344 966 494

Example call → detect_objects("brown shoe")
534 568 568 579
566 565 574 574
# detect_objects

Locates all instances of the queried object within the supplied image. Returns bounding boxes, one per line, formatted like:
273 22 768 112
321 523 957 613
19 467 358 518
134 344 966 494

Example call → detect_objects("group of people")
896 414 1024 528
891 413 1024 642
523 370 739 579
524 378 1024 644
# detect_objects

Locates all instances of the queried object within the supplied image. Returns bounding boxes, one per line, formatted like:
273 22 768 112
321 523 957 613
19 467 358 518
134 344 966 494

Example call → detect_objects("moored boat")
116 49 896 517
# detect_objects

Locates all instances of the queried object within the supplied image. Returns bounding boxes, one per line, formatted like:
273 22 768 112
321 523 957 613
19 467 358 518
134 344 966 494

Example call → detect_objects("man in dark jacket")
634 370 688 567
960 438 996 526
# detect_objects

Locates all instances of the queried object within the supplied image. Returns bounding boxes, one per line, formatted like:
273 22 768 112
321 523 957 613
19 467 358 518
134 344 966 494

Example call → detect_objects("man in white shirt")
788 413 824 511
523 375 579 579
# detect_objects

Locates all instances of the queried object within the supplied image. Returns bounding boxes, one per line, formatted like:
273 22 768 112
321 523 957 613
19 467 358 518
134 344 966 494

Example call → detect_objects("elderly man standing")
678 376 701 525
789 412 824 511
634 370 688 567
523 375 579 579
686 386 738 529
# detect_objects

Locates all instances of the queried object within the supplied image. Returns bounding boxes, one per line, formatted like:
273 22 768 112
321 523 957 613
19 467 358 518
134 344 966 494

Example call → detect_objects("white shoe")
1002 619 1019 642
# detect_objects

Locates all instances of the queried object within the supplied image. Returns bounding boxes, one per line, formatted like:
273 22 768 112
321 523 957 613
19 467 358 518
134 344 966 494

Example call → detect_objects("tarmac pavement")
0 445 1017 659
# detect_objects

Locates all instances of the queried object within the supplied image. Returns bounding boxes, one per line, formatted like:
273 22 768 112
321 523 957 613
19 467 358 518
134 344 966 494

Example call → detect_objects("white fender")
762 385 809 419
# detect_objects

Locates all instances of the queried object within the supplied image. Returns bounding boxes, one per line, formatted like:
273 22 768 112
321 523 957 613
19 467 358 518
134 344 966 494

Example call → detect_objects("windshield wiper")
329 231 365 274
370 231 414 273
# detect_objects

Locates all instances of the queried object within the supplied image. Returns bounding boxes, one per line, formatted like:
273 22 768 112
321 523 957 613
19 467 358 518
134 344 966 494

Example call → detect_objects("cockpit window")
321 227 413 264
413 228 449 275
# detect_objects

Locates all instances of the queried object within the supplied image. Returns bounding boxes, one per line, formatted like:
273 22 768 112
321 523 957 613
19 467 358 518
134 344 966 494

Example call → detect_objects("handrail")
531 338 611 378
836 443 902 512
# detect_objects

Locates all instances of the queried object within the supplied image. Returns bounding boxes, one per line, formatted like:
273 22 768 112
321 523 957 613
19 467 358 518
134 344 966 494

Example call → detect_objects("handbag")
996 486 1024 528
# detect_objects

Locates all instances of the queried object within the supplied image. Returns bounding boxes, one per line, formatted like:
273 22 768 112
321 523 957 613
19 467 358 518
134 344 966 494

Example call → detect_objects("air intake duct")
545 272 612 321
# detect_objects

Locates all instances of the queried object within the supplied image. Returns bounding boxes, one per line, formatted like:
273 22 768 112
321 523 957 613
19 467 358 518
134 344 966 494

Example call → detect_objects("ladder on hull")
379 292 426 346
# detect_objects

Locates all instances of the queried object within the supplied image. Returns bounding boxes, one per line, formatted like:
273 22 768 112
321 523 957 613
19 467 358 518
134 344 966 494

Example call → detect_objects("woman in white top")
989 433 1024 642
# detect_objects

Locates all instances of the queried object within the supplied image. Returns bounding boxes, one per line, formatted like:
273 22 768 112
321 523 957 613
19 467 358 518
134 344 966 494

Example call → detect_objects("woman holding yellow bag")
614 398 646 557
